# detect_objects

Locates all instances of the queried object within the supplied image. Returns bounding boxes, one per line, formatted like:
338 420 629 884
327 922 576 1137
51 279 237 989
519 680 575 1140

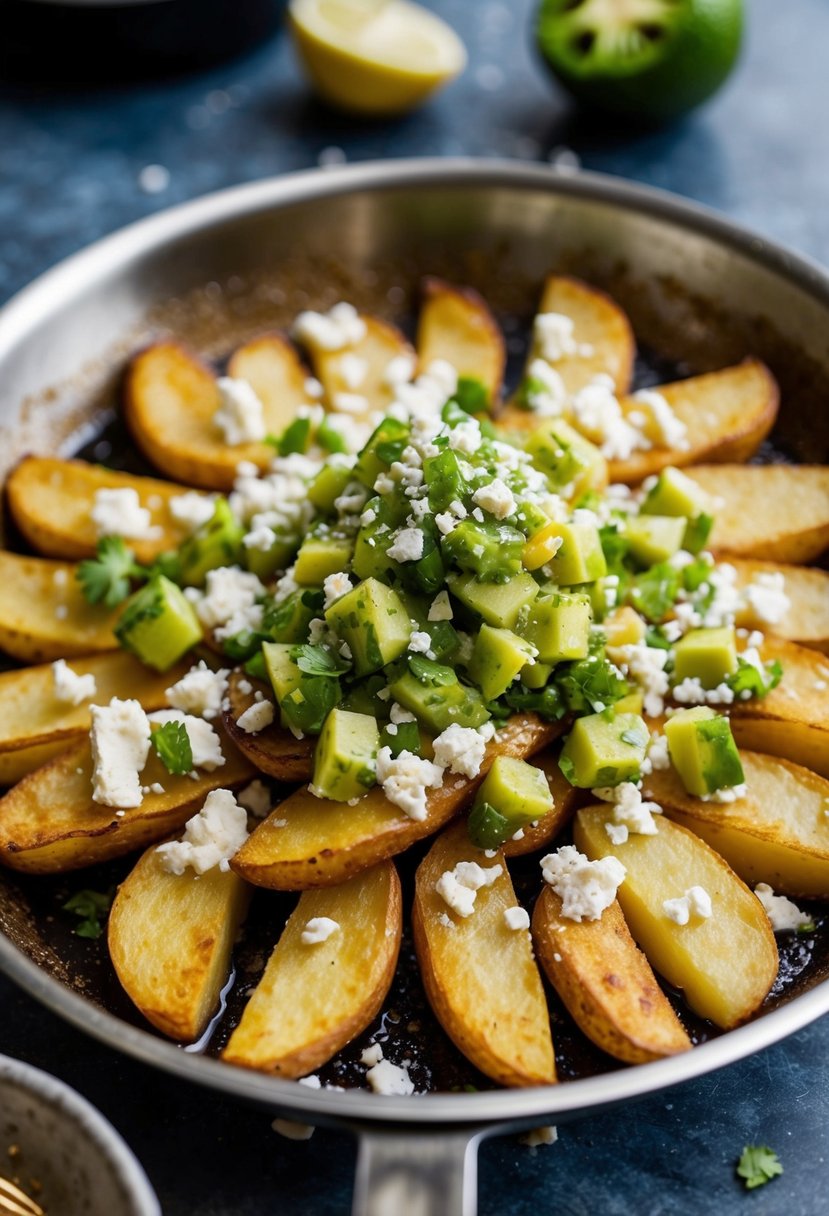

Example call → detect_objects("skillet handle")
352 1128 481 1216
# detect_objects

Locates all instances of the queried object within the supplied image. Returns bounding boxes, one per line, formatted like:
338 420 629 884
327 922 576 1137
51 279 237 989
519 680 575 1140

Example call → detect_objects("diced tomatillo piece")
312 708 379 802
524 521 607 584
245 532 301 582
520 660 554 690
624 515 686 568
308 461 354 513
448 570 539 630
294 530 354 585
558 711 649 788
524 418 607 498
178 498 244 587
115 575 202 671
467 801 511 850
442 518 525 582
424 449 469 512
324 578 411 676
353 416 410 488
469 624 537 701
520 592 592 663
468 755 554 847
664 706 745 798
673 626 737 689
389 665 489 733
263 591 320 645
262 641 340 735
641 466 715 521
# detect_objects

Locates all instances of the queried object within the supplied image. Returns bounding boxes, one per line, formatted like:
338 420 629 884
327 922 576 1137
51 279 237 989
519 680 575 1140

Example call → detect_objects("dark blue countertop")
1 0 828 1212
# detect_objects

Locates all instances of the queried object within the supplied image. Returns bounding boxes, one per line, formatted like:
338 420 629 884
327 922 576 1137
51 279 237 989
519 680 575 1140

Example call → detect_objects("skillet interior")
0 162 828 1122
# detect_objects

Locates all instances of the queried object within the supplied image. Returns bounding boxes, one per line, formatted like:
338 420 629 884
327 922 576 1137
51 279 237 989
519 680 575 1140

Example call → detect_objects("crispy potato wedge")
5 456 193 563
0 553 119 662
686 465 829 563
0 736 254 873
416 278 505 402
109 843 251 1041
728 637 829 778
125 339 308 490
502 750 583 858
532 885 691 1064
222 670 314 782
413 821 555 1087
222 861 401 1076
646 751 829 899
528 274 635 396
306 315 414 419
730 558 829 653
608 359 779 484
575 806 778 1028
232 714 563 890
0 652 187 786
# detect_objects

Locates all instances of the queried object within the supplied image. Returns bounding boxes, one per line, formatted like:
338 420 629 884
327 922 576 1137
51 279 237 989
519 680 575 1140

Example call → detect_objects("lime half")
289 0 467 116
536 0 743 123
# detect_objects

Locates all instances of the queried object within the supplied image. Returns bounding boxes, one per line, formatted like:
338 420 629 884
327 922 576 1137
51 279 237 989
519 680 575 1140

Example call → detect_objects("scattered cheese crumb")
156 789 248 875
540 845 625 922
165 661 229 720
292 302 366 351
168 492 215 533
662 885 712 926
504 906 530 931
436 860 503 918
89 698 151 808
236 700 275 734
432 722 494 779
365 1058 415 1096
472 477 516 520
52 659 96 706
387 527 425 563
374 747 443 821
214 377 267 445
323 571 353 610
301 917 340 945
91 487 159 541
755 883 811 932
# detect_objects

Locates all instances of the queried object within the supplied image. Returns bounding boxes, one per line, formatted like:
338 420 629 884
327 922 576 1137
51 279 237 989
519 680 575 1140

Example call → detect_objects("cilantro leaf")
736 1145 783 1190
76 537 147 608
629 562 681 623
727 657 783 700
290 644 352 677
63 888 113 940
151 720 193 775
557 655 631 714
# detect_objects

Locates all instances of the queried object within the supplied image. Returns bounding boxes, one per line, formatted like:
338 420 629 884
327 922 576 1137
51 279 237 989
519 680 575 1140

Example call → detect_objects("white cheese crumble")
214 376 267 445
742 572 790 624
52 659 96 706
631 388 689 451
427 590 453 622
592 782 661 836
337 352 368 389
521 1126 558 1149
156 789 248 875
360 1043 384 1067
609 643 670 718
570 376 645 461
386 527 425 563
504 906 530 931
292 301 366 351
237 779 272 818
700 782 747 803
472 477 516 520
436 861 503 918
447 418 483 455
165 661 229 720
91 487 160 541
365 1058 415 1096
194 567 265 640
540 845 626 922
89 698 151 808
754 883 811 932
522 358 567 416
168 491 215 533
671 677 734 706
374 747 443 821
236 700 275 734
300 917 340 945
148 709 225 771
662 885 712 925
534 312 581 362
383 353 417 387
322 571 353 610
333 391 370 415
432 722 495 779
641 733 671 775
408 630 432 655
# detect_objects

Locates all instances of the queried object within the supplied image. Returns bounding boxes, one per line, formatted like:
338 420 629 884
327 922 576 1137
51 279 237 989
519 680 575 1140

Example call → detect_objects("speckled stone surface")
1 0 829 1212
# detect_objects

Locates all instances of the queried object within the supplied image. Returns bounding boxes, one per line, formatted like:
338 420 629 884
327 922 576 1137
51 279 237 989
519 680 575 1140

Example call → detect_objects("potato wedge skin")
575 806 778 1029
413 821 555 1087
0 553 119 662
6 457 192 563
222 670 313 781
109 844 251 1041
307 315 414 418
728 637 829 778
222 861 401 1077
0 737 255 873
232 714 563 890
227 332 313 433
501 750 583 858
608 359 779 484
647 751 829 899
416 278 506 402
731 559 829 653
532 886 690 1064
687 465 829 563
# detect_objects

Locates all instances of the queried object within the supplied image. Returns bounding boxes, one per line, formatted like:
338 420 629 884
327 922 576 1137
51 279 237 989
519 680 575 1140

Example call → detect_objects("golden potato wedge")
232 714 563 890
5 456 193 563
0 652 187 786
528 274 635 396
222 861 401 1076
575 806 778 1028
532 885 691 1064
501 750 583 858
305 315 414 419
646 751 829 899
728 637 829 778
0 552 119 662
125 339 308 490
108 842 251 1041
730 559 829 654
686 465 829 563
413 821 555 1087
608 360 779 484
0 736 254 873
222 670 314 781
416 278 505 402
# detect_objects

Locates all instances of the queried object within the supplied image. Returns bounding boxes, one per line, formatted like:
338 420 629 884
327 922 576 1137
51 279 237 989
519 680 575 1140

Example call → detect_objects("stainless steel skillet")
0 159 828 1216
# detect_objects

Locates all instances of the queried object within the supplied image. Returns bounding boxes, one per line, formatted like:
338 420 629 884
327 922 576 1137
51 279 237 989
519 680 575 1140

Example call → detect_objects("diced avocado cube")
558 711 649 788
294 531 355 586
115 575 202 671
424 449 469 512
352 525 401 586
399 519 445 597
178 498 244 587
604 606 647 648
389 663 489 733
664 706 745 797
523 521 607 584
624 515 686 568
520 660 554 690
448 570 539 630
262 641 340 735
614 690 645 715
308 462 354 512
468 624 537 701
641 466 715 520
353 416 410 488
469 756 554 847
673 626 738 689
681 512 714 556
467 801 511 850
520 592 592 663
524 418 607 498
245 533 301 581
325 578 411 676
442 518 525 583
311 708 379 802
263 590 320 645
379 720 422 758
